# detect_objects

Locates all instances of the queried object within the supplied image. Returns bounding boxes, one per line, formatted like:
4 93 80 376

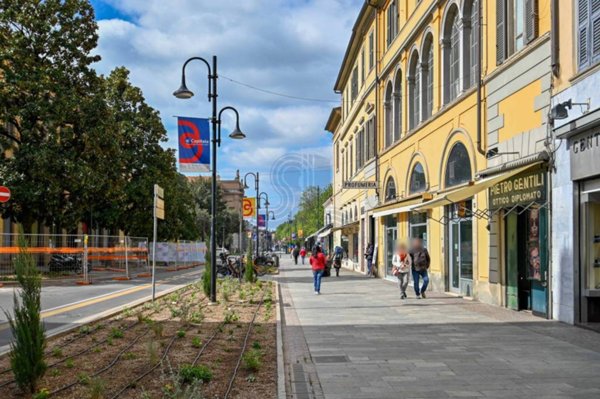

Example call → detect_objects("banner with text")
178 117 210 172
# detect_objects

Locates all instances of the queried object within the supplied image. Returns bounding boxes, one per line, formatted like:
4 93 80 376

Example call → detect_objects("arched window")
385 177 397 202
385 82 393 148
422 35 434 120
393 70 402 142
408 52 420 130
464 0 479 89
409 162 427 194
445 142 472 188
443 5 461 104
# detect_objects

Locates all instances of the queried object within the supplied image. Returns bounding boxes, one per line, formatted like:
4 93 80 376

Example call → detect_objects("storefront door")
448 202 473 296
505 206 548 317
385 216 397 279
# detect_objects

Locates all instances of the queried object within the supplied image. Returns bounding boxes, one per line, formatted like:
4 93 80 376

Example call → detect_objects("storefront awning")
318 227 332 238
411 164 536 212
371 197 425 218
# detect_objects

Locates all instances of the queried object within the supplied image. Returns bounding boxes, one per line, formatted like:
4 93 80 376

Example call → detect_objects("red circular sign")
0 186 11 203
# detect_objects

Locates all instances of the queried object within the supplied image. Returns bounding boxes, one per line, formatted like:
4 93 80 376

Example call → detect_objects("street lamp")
173 56 246 303
259 192 270 252
244 172 260 258
267 210 275 251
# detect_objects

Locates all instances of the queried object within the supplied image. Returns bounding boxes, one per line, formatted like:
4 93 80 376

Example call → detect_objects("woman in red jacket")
310 246 326 295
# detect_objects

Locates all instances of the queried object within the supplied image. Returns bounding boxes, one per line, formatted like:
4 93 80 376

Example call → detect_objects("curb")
0 281 194 356
275 281 286 399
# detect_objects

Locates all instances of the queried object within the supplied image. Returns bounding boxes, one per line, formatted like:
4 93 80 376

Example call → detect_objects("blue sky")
89 0 360 226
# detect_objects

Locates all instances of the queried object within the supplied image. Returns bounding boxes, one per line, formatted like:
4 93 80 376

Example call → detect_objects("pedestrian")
310 245 326 295
300 246 307 265
364 243 374 277
333 245 343 277
292 245 300 265
392 242 412 299
410 238 430 299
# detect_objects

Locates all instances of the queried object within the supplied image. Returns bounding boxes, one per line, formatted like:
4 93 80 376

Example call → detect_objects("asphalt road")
0 267 203 352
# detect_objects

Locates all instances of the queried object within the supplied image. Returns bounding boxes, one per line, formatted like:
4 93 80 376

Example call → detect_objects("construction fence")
0 234 205 284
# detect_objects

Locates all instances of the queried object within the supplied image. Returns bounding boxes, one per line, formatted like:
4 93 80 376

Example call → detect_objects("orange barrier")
0 247 149 255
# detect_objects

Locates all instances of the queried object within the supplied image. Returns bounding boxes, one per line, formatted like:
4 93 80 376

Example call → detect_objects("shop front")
555 111 600 324
489 165 550 317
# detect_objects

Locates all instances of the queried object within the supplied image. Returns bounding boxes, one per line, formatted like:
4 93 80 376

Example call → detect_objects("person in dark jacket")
364 243 374 277
292 246 300 265
410 238 430 299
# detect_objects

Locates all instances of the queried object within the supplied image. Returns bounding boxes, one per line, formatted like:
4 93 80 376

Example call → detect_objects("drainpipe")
476 0 485 156
551 0 560 77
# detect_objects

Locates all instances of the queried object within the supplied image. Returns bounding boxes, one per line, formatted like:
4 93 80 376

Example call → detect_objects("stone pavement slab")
276 258 600 399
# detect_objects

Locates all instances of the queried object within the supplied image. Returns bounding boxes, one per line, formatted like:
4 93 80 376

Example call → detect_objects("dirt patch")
0 279 277 399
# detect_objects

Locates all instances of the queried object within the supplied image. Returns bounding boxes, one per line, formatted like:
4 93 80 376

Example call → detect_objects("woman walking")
300 246 307 265
392 242 412 299
310 245 327 295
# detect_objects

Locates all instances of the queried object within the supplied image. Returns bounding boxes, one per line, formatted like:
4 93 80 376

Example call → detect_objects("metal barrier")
0 234 149 284
149 241 206 272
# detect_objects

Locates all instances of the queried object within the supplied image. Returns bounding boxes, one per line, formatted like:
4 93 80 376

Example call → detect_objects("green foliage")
224 309 239 324
176 330 186 338
191 337 202 348
65 359 74 369
242 349 262 372
5 237 46 393
202 251 211 298
275 185 333 245
88 378 106 399
32 389 50 399
178 364 213 384
109 327 124 339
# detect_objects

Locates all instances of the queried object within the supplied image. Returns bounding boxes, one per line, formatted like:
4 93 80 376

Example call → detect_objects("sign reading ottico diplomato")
489 168 547 209
177 117 211 172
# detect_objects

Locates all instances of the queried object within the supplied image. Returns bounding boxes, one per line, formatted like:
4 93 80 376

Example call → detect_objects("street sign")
343 181 378 189
155 185 165 220
152 184 164 301
0 186 11 203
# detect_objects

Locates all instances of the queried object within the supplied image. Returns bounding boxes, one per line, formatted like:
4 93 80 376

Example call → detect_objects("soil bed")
0 279 277 399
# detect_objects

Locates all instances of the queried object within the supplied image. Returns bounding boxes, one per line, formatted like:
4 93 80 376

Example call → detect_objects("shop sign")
489 169 546 210
343 181 377 189
568 130 600 181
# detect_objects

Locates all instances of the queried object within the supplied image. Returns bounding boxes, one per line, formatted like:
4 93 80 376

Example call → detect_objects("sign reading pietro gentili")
489 169 546 210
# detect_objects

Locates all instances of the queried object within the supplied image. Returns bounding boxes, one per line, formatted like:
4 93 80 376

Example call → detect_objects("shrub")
88 378 106 399
109 327 124 339
191 337 202 348
176 330 186 338
242 349 262 372
51 348 63 358
244 243 255 283
202 252 211 297
224 309 239 324
32 388 49 399
178 364 213 384
65 359 74 369
5 236 47 394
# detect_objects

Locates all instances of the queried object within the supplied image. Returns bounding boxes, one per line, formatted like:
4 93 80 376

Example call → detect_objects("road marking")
0 269 201 331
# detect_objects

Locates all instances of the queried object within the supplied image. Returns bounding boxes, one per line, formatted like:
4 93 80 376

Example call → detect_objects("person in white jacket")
392 242 412 299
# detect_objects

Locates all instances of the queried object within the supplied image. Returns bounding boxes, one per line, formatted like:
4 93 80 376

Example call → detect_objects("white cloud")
93 0 360 224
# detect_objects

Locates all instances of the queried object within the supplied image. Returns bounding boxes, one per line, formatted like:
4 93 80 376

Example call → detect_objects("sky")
89 0 362 227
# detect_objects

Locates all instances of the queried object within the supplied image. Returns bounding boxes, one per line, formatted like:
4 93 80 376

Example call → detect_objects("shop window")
409 162 427 194
445 142 472 188
385 177 397 202
409 212 428 249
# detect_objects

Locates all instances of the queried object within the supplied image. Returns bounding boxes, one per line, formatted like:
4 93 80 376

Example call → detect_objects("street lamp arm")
182 56 213 100
216 106 242 146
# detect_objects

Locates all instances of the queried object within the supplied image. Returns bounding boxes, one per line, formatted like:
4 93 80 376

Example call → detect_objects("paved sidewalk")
276 258 600 399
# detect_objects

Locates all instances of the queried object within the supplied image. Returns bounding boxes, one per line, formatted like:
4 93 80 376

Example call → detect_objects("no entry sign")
0 186 10 203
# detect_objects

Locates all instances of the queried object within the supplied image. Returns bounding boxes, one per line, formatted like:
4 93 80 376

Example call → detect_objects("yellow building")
329 0 554 317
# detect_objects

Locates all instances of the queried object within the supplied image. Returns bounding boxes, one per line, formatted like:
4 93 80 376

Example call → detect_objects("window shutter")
496 0 506 65
592 0 600 62
525 0 538 44
579 0 590 67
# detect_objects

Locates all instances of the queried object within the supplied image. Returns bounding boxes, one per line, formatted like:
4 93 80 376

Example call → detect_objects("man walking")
292 245 300 265
364 243 374 277
410 238 430 299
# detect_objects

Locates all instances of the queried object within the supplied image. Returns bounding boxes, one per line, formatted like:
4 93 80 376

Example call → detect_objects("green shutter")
496 0 506 65
525 0 538 44
579 0 590 68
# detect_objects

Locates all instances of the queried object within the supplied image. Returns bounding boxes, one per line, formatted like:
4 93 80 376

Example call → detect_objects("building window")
385 82 394 147
497 0 538 65
393 70 402 142
357 129 364 169
369 31 375 70
350 143 354 176
335 142 339 171
351 67 359 103
445 142 472 188
361 48 365 86
408 52 420 130
422 35 434 120
443 5 461 105
409 162 427 194
385 177 397 202
464 0 480 89
578 0 600 70
366 117 375 160
387 0 398 47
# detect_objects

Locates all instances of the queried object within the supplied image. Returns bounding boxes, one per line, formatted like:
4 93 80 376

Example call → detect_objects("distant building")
187 170 244 216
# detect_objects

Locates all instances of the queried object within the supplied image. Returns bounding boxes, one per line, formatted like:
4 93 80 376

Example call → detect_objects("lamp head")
551 100 572 121
229 122 246 140
173 83 194 99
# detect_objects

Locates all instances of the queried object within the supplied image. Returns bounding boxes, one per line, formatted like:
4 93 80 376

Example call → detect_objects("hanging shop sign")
343 181 378 189
489 168 546 210
568 129 600 181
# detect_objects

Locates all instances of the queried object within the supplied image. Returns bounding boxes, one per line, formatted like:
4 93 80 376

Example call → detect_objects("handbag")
392 266 401 277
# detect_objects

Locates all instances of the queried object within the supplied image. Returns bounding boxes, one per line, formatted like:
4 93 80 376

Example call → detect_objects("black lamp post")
243 172 259 258
259 192 270 252
173 56 246 303
267 210 275 250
